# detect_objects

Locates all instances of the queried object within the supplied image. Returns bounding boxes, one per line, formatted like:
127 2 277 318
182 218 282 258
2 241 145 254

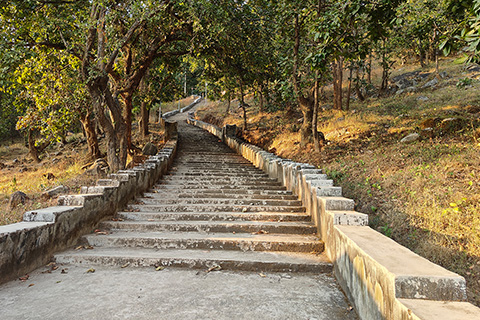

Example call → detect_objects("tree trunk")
123 91 134 152
355 67 365 101
299 96 314 147
225 90 231 116
333 57 343 110
28 129 40 163
259 84 264 112
239 81 247 131
367 52 372 85
80 110 101 159
140 100 149 138
345 68 353 111
312 72 320 152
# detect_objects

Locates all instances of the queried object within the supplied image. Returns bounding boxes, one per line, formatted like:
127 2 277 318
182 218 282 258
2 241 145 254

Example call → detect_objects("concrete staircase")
55 123 331 273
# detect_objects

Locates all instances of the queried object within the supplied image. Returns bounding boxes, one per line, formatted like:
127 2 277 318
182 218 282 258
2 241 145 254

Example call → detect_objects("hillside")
195 58 480 306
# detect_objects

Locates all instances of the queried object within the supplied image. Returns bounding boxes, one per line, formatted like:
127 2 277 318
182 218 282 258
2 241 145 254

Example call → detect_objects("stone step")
126 204 306 213
116 211 311 222
157 179 281 186
143 192 298 201
165 172 269 178
151 187 291 194
136 197 303 207
168 168 265 174
82 231 323 252
55 247 332 273
99 220 317 234
160 176 278 183
153 184 286 190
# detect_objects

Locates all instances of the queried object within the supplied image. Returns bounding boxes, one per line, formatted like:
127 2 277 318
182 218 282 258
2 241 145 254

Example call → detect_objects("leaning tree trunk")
80 110 101 159
299 95 314 148
333 57 343 110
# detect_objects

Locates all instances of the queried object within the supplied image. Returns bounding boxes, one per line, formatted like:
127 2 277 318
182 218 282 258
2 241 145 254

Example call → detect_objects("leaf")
86 268 95 273
28 283 35 287
206 265 222 273
121 263 130 269
259 273 266 278
19 274 29 281
155 266 165 271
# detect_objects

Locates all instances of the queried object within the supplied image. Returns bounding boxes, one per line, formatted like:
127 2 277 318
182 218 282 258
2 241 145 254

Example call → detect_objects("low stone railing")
0 139 178 285
187 116 480 320
161 96 202 119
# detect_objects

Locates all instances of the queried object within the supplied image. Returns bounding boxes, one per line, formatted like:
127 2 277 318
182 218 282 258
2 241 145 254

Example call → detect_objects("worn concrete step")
127 204 306 213
149 189 293 196
82 231 323 252
165 172 269 178
154 184 286 191
157 179 281 186
99 220 316 234
116 211 311 222
174 160 252 165
160 176 278 183
143 192 297 201
55 247 332 273
137 197 303 207
168 168 265 174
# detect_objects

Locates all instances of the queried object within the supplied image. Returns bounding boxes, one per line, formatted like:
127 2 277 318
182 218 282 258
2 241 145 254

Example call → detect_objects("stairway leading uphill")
55 121 332 273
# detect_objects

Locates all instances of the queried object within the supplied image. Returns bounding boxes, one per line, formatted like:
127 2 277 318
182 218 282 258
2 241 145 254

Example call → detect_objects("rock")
422 77 438 89
12 158 19 164
43 185 69 199
420 118 442 129
85 158 109 176
142 142 158 156
440 117 465 133
9 191 29 209
405 86 417 93
395 78 416 90
417 96 429 101
400 133 420 143
395 89 405 95
19 167 29 173
439 71 448 78
0 162 5 169
420 128 435 139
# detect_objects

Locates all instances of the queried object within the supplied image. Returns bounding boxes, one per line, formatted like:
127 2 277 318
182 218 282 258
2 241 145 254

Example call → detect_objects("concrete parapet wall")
187 117 480 320
0 139 178 285
162 96 202 119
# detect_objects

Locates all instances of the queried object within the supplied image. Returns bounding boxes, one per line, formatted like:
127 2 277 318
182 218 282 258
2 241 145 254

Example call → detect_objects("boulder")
43 185 69 199
417 96 429 101
420 128 435 139
422 77 438 89
440 117 465 133
9 191 29 209
400 133 420 143
142 142 158 156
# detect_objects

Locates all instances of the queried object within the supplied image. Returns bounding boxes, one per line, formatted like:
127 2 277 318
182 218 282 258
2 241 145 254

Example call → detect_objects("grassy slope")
195 58 480 306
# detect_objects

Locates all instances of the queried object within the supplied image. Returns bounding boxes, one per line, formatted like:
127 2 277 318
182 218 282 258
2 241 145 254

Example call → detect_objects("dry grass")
197 57 480 306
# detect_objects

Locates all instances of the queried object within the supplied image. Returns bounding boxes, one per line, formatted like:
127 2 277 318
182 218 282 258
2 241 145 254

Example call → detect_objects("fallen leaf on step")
46 262 56 267
56 281 62 284
259 273 266 278
121 263 130 268
148 219 155 222
19 275 29 281
155 266 165 271
51 265 58 271
85 245 94 250
61 269 68 274
86 268 95 273
94 229 109 235
28 283 34 287
252 230 268 235
206 265 222 273
75 245 84 250
242 208 248 212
